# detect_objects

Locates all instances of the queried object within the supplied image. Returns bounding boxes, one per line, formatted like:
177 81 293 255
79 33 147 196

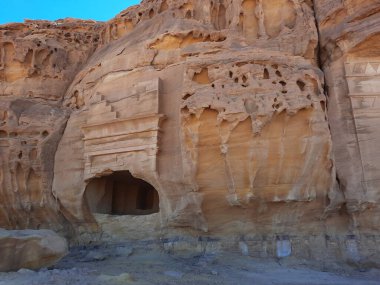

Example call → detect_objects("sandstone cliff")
0 0 379 265
0 19 101 230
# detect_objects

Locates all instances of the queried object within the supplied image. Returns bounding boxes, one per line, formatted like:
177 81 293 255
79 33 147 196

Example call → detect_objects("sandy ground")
0 243 379 285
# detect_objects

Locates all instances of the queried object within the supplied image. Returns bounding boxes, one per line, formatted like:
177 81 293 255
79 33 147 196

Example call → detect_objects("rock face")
0 19 101 230
0 229 68 271
314 0 380 221
55 0 330 234
0 0 380 264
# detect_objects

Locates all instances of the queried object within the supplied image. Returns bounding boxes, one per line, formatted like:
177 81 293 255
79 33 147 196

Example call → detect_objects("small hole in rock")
149 9 154 18
274 102 283 109
264 68 270 79
320 101 326 112
297 80 306 91
183 93 192 100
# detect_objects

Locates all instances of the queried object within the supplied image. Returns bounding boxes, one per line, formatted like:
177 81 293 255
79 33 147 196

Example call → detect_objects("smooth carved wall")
81 79 164 180
345 61 380 202
314 3 380 267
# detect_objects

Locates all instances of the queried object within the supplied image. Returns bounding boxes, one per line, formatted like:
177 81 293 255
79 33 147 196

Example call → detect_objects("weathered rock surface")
0 0 380 265
314 0 380 226
0 229 68 271
54 0 331 238
0 19 102 230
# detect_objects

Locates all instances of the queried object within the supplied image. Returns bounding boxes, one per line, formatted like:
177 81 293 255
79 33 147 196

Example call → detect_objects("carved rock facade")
1 0 380 264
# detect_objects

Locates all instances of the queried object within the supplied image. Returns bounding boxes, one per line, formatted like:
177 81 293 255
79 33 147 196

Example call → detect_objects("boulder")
0 229 68 272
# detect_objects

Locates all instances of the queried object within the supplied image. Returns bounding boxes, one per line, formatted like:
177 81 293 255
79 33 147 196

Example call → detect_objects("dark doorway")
85 171 159 215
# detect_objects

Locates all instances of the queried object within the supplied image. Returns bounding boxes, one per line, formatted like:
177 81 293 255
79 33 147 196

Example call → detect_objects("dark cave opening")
85 171 159 216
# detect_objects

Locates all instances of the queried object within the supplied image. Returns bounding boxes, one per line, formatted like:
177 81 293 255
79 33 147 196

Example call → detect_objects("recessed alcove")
85 171 159 216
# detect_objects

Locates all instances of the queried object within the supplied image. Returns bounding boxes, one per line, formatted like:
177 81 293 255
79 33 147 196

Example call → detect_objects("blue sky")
0 0 140 25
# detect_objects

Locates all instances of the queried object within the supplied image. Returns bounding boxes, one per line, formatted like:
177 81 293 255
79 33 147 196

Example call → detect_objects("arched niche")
85 171 159 216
